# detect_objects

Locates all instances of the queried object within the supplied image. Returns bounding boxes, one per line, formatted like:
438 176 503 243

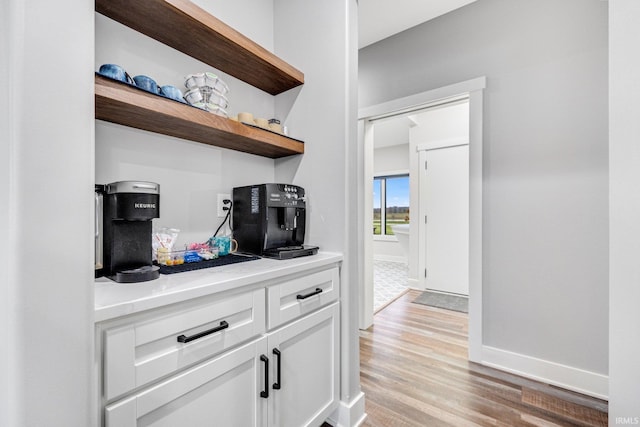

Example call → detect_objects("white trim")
360 120 374 330
416 137 469 152
373 235 398 242
328 391 367 427
373 168 409 177
373 254 407 264
358 78 485 368
358 77 486 120
482 346 609 400
467 88 484 363
407 278 420 288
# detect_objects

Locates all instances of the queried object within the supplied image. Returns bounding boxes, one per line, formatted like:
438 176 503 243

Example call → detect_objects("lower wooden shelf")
95 74 304 158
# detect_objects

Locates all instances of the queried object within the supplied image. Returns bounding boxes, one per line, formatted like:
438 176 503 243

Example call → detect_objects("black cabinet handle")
260 355 269 398
177 320 229 343
297 288 323 300
272 348 281 390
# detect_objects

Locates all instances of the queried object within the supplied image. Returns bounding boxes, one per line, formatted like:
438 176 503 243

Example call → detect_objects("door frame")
357 77 485 362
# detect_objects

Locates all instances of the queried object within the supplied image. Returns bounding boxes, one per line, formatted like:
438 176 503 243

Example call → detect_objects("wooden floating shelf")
95 0 304 95
95 74 304 158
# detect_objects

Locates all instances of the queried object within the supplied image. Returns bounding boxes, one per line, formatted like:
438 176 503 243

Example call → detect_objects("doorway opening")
357 77 485 362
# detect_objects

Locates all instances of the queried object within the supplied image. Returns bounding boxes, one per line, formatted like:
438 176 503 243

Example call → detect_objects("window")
373 174 409 236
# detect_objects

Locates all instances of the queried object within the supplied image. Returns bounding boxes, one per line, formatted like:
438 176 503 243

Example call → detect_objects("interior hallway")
360 290 608 426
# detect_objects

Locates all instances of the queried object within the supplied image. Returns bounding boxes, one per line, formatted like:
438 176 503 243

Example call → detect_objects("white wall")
410 102 469 149
374 144 409 172
360 0 609 395
609 1 640 420
3 1 95 426
274 1 363 421
191 0 274 50
272 0 347 252
1 2 10 425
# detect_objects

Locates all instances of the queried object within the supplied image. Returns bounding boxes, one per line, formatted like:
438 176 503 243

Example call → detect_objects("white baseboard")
482 345 608 400
328 392 367 427
407 278 421 289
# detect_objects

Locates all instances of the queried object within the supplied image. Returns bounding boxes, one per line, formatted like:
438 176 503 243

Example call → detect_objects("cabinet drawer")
105 337 268 427
103 288 265 401
267 267 339 329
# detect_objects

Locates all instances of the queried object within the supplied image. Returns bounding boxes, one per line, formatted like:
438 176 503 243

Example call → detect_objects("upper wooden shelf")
95 0 304 95
95 74 304 158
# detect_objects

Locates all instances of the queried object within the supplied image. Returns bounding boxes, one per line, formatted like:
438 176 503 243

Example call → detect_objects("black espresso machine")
96 181 161 283
232 183 318 259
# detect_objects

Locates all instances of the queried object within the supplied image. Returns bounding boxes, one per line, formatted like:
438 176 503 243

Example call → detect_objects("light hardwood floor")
358 290 608 427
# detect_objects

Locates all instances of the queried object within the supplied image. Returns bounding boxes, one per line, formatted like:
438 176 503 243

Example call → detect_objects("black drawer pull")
273 348 281 390
260 355 269 398
297 288 323 300
177 320 229 343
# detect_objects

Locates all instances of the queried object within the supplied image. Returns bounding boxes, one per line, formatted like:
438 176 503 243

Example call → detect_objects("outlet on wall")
217 193 231 218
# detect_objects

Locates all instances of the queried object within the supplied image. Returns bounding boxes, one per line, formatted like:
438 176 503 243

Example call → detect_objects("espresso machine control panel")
267 185 304 207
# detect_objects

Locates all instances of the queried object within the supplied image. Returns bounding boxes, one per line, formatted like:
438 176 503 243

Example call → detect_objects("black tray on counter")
157 253 261 275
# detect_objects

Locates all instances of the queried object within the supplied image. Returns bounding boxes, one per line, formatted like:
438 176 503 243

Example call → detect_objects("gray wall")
360 0 609 375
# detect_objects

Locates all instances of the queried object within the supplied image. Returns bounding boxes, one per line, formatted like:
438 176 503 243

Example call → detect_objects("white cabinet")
267 267 339 329
105 337 268 427
101 288 266 401
267 303 340 427
97 265 340 427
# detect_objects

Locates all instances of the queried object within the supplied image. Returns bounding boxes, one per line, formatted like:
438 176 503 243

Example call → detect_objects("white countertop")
94 252 343 323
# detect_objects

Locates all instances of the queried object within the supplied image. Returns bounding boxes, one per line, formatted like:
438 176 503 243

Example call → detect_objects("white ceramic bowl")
184 72 229 96
184 87 229 109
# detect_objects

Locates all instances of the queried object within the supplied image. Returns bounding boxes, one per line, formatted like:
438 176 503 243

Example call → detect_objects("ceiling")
358 0 478 49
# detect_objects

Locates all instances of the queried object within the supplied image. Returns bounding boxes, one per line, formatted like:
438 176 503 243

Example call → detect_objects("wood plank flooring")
358 290 608 427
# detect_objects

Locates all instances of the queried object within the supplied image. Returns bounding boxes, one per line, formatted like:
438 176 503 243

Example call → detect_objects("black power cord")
213 199 232 237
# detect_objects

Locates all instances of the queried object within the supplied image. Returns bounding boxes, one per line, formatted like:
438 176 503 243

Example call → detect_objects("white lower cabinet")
105 337 268 427
98 266 341 427
267 302 340 427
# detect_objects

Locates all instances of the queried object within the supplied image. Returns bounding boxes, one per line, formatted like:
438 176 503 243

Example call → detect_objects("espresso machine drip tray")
262 245 319 260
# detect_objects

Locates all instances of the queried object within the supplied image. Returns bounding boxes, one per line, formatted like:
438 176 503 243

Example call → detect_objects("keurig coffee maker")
100 181 161 283
232 183 318 259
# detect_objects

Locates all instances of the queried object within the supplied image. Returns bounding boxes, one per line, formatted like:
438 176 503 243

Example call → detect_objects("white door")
421 145 469 295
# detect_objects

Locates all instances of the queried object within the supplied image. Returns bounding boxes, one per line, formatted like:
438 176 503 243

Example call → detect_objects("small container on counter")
156 246 219 266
